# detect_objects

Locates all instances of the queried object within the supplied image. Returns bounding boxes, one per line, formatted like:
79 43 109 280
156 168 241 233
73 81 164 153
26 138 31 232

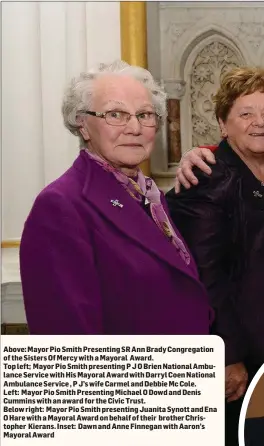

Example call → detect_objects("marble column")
163 80 186 168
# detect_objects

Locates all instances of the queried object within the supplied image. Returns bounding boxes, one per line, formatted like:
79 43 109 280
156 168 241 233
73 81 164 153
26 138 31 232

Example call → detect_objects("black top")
166 139 264 367
245 417 264 446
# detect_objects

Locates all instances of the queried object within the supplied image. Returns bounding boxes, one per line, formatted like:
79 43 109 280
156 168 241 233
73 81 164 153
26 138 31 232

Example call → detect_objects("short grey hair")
61 60 167 146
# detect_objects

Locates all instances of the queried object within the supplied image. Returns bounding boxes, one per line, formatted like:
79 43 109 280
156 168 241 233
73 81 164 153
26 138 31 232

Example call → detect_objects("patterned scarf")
86 150 190 265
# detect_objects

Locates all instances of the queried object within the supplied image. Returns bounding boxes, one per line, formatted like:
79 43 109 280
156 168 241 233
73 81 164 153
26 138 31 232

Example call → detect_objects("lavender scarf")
86 150 190 265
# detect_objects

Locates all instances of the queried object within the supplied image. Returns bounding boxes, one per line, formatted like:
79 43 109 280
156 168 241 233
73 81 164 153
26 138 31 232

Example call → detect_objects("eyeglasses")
82 110 161 127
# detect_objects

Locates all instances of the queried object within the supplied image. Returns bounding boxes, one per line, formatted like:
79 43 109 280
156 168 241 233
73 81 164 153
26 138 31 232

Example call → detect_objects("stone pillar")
163 80 186 168
120 2 150 176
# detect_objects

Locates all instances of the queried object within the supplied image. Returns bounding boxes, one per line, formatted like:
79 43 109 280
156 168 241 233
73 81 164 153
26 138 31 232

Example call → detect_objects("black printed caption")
2 344 218 440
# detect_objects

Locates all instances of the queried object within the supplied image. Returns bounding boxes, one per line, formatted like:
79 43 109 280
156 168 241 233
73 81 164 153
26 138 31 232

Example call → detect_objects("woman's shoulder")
25 157 90 226
36 152 91 204
192 156 229 184
176 158 234 197
166 152 240 207
189 142 241 192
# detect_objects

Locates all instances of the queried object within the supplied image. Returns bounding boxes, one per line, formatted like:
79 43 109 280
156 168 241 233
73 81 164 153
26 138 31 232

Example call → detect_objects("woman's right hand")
225 362 248 402
175 147 216 193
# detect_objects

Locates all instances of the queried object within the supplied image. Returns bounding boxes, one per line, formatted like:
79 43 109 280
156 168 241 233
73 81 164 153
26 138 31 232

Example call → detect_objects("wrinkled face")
79 75 157 169
219 91 264 156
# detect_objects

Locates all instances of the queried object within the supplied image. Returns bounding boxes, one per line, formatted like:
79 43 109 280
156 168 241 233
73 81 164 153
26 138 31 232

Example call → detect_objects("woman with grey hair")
20 60 210 335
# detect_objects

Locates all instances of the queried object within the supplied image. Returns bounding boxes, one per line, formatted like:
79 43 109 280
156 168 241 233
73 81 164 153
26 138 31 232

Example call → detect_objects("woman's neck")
85 147 139 178
119 167 138 178
229 144 264 181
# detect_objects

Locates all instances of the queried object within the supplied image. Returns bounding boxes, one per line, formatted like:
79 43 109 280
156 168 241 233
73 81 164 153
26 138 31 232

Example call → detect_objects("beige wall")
246 374 264 418
2 1 121 243
2 1 121 325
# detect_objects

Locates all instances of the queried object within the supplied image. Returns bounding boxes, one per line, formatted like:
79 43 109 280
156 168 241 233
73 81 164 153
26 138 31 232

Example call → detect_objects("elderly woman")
20 60 210 335
166 66 264 446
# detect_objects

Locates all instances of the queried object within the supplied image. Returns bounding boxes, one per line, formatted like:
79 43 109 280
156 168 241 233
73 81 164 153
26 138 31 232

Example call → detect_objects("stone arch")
170 23 249 79
178 26 247 78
